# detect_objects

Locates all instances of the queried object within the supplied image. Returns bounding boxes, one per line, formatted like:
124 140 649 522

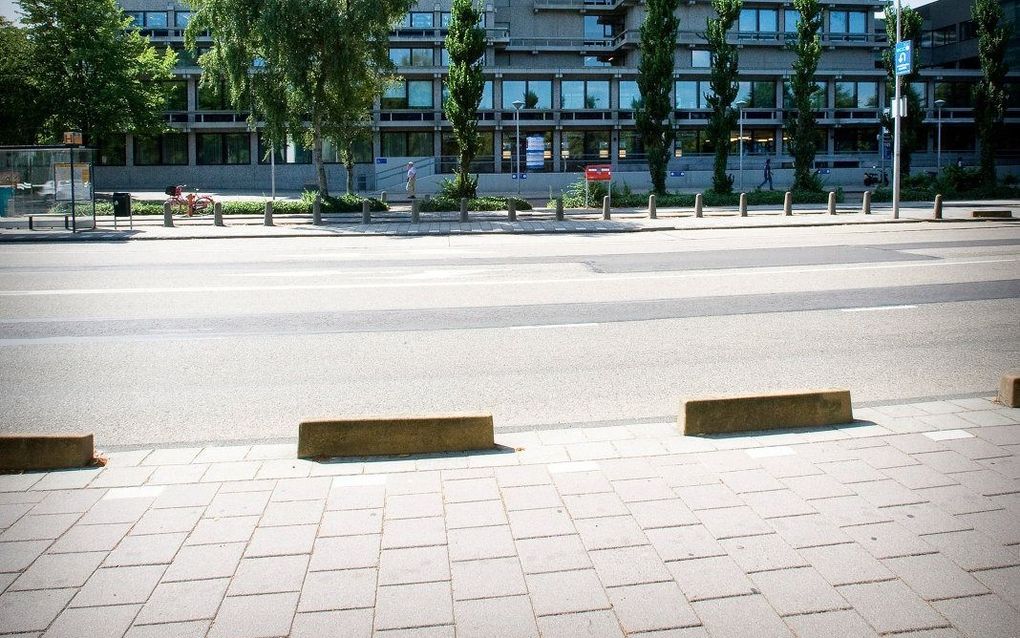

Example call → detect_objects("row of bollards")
159 190 948 229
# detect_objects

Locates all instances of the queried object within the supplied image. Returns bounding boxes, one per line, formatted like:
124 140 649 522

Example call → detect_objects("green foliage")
444 0 486 199
705 0 742 194
880 5 925 176
0 18 44 144
94 194 388 216
973 0 1012 186
18 0 176 144
187 0 412 197
554 178 838 208
439 176 479 199
786 0 824 192
417 196 531 213
299 191 388 212
636 0 681 195
870 165 1020 201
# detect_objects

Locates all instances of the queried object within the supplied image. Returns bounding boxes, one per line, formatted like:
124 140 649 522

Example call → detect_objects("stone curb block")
1000 371 1020 408
972 209 1013 218
0 433 95 471
298 414 494 458
679 389 853 436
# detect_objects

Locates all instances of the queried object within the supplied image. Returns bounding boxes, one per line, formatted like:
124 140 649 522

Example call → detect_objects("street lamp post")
934 98 946 172
512 99 524 195
735 99 747 191
893 0 903 219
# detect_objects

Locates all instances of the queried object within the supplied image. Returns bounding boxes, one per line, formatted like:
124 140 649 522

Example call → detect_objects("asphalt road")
1 222 1018 447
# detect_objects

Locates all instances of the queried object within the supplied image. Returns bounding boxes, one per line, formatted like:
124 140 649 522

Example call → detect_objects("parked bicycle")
165 185 214 217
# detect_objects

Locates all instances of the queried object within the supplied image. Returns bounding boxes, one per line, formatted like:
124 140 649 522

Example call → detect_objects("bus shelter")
0 145 96 232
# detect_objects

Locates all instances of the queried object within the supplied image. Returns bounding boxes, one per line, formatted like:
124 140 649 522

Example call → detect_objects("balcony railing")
500 29 637 52
532 0 636 10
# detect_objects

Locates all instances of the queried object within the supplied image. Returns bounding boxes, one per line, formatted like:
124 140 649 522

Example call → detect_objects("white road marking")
923 429 975 441
0 257 1014 297
840 305 918 312
508 323 600 330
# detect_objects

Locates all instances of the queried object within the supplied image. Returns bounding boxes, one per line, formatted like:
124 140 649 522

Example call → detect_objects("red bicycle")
165 185 214 217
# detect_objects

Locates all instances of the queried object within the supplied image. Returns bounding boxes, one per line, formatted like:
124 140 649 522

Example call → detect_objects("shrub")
417 196 531 212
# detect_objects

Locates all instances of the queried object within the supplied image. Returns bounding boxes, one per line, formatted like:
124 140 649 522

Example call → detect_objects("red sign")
585 164 612 181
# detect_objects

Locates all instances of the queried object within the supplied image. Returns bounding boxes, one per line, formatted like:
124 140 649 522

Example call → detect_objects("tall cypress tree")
636 0 680 195
973 0 1012 186
786 0 823 192
706 0 742 194
444 0 486 198
880 5 924 177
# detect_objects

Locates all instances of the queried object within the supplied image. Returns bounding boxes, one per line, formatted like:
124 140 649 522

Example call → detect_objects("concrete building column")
610 128 620 171
553 129 562 173
494 129 503 173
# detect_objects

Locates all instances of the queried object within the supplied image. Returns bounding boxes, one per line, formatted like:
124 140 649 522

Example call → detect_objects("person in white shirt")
406 162 417 198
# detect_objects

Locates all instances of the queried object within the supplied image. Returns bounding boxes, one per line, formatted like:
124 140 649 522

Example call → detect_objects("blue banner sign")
894 41 912 76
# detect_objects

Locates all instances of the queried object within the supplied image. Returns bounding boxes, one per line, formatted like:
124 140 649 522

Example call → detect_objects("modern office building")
99 0 1019 193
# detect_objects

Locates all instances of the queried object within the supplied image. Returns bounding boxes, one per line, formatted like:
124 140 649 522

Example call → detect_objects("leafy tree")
188 0 411 198
880 4 924 176
973 0 1012 186
18 0 176 145
636 0 680 195
785 0 824 192
444 0 486 199
0 18 44 145
705 0 742 194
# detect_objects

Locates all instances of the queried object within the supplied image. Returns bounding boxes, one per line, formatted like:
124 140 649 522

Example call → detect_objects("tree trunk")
345 158 355 195
312 113 328 198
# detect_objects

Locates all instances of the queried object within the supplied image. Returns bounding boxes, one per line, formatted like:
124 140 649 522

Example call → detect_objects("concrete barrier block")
1000 371 1020 408
298 414 495 458
972 210 1013 218
0 433 95 471
679 389 853 436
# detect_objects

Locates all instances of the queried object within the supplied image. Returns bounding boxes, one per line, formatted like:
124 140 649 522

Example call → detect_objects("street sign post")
892 0 905 219
894 41 912 77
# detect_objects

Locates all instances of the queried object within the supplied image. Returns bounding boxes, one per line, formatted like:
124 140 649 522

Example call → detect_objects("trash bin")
112 192 131 217
0 186 12 217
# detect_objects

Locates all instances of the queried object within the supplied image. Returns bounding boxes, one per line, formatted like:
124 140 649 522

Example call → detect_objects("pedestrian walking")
405 161 417 198
758 158 773 191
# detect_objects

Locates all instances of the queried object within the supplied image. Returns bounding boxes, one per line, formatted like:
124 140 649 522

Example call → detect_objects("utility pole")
893 0 903 219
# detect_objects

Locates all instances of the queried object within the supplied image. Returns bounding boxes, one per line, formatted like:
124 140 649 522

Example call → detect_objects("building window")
440 12 451 28
406 12 433 28
691 50 710 68
583 56 613 67
198 82 230 110
910 82 927 108
783 81 827 109
830 10 866 35
126 12 143 27
502 80 552 109
676 130 714 156
960 21 978 42
619 81 641 111
584 15 615 40
144 12 168 27
834 128 878 153
618 131 645 160
134 133 188 166
784 9 800 33
382 80 433 109
380 131 433 157
561 130 610 169
196 133 250 165
96 136 127 166
441 131 494 161
164 80 188 111
257 133 312 165
739 8 778 34
735 81 777 109
442 80 492 110
174 12 191 28
932 25 958 47
733 129 776 155
934 81 975 107
560 80 610 110
390 48 434 67
675 81 712 109
835 81 878 109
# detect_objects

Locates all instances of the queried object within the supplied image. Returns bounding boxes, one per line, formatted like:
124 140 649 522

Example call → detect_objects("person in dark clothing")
758 158 774 191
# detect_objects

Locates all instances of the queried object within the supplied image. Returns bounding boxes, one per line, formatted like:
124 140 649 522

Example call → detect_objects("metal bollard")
602 195 611 220
648 194 657 219
312 194 322 225
213 202 224 226
362 200 371 224
861 190 872 215
695 193 703 218
411 198 420 223
460 197 469 223
827 191 837 215
264 200 274 226
163 201 174 227
508 198 517 222
933 193 943 220
555 196 564 221
783 191 793 216
739 193 748 217
380 191 387 203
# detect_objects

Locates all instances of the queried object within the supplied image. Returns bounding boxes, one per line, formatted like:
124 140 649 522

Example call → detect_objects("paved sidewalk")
1 200 1016 242
1 396 1018 637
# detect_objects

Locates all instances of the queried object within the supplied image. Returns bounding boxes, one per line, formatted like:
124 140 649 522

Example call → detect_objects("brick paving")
0 395 1018 636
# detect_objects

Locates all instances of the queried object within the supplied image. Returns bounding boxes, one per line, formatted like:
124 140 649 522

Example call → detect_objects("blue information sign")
894 41 912 76
375 157 387 165
668 171 685 178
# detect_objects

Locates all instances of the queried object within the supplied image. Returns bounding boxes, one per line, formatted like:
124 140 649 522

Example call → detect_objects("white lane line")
840 305 918 312
0 257 1015 297
508 323 600 330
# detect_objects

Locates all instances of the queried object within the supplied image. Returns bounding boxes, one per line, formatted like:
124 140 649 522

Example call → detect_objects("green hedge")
416 196 532 213
91 194 388 216
870 185 1020 203
553 178 841 209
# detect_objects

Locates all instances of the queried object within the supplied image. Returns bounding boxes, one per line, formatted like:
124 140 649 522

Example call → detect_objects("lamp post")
893 0 902 219
512 99 524 195
934 98 946 172
735 99 747 191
